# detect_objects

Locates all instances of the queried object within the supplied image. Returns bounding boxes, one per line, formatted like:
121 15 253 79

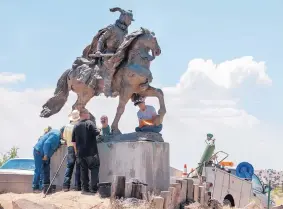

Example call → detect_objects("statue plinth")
50 132 170 194
98 131 164 143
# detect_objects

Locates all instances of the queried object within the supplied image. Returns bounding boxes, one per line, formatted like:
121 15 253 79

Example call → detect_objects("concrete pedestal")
50 140 170 194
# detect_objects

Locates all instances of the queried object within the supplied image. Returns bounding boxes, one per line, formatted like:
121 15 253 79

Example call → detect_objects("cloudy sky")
0 0 282 170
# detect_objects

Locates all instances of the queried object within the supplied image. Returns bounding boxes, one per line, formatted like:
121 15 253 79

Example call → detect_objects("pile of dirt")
0 191 110 209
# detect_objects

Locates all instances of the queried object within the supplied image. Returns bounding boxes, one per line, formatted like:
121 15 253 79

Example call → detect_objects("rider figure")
83 7 134 97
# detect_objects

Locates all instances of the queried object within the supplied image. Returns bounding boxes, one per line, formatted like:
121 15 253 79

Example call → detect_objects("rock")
12 199 59 209
98 131 164 143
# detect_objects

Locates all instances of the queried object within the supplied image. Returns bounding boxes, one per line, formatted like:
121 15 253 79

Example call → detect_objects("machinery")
189 133 275 208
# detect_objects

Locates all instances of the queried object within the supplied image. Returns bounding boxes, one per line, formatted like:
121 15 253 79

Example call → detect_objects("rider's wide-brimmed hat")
68 109 80 122
110 7 134 21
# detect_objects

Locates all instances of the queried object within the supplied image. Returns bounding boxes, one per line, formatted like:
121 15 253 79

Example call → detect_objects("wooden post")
170 183 181 209
141 184 147 200
176 179 187 204
131 183 143 199
111 176 126 198
168 187 175 209
193 184 199 202
152 196 165 209
199 185 205 205
125 182 132 198
185 178 194 201
160 191 171 209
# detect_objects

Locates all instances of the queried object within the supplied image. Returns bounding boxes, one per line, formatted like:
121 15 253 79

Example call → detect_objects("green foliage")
0 146 19 167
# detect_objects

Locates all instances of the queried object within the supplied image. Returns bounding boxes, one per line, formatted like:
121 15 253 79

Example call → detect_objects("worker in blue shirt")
32 126 65 193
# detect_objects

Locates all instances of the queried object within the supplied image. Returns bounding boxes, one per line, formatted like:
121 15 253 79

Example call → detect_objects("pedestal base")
51 139 169 194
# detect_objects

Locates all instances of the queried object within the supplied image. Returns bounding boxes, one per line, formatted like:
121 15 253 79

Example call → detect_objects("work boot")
42 184 53 195
33 188 41 193
63 187 69 192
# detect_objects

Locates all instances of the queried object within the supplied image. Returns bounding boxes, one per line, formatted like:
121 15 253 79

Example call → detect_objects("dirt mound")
0 191 110 209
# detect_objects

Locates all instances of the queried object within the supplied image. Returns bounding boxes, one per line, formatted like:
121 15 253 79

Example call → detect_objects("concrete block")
98 141 170 194
0 173 33 193
50 140 170 194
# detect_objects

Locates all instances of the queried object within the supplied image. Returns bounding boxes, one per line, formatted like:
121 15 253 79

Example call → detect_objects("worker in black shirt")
72 108 101 193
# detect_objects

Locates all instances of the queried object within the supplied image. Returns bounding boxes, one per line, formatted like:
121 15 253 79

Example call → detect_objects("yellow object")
219 161 234 167
139 119 154 127
63 122 77 147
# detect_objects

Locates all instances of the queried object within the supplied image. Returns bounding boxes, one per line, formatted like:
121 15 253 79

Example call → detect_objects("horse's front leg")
111 87 133 135
140 86 166 124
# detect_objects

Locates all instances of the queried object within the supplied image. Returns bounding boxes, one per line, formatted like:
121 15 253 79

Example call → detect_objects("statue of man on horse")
80 7 134 97
40 8 166 134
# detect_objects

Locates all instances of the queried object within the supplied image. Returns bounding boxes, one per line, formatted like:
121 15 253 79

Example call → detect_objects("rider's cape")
82 25 113 58
110 29 144 71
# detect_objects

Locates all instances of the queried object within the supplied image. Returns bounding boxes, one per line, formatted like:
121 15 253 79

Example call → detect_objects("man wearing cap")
62 110 81 192
72 108 101 193
82 7 134 97
132 94 163 133
32 127 65 194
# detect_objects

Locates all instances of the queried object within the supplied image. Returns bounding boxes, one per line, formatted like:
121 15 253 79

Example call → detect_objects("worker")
32 127 65 194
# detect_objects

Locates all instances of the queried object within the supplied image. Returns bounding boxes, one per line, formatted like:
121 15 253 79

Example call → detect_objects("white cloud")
0 56 280 170
0 72 26 84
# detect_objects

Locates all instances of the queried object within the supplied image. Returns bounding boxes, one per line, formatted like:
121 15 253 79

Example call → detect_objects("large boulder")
12 199 59 209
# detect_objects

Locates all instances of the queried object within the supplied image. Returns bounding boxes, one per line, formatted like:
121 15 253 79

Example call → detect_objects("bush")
0 146 19 167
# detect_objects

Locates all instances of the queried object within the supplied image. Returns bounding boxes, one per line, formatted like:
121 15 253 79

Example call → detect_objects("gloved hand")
42 155 48 161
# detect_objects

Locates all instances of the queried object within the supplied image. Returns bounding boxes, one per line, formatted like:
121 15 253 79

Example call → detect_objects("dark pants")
79 154 100 192
135 124 163 133
42 158 51 186
63 146 81 189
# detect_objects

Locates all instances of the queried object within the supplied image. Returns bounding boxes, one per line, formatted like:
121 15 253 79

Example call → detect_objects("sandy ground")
0 191 110 209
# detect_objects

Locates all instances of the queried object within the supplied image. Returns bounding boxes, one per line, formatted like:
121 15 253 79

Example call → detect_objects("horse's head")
139 28 161 57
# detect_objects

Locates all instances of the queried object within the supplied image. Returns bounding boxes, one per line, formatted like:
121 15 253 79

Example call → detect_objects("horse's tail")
54 69 70 95
40 69 71 118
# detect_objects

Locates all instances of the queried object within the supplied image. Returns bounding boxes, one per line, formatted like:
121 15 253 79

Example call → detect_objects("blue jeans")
63 146 81 189
32 149 43 190
135 124 163 133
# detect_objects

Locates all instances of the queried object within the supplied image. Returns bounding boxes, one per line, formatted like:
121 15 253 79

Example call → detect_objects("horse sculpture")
40 28 166 134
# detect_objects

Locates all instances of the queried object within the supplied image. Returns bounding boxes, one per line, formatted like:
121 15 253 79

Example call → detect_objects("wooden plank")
176 179 187 204
141 184 147 200
170 183 181 209
111 176 125 198
152 196 164 209
168 187 175 209
193 184 199 202
160 191 171 209
131 183 143 199
184 178 194 201
199 185 205 205
125 182 132 198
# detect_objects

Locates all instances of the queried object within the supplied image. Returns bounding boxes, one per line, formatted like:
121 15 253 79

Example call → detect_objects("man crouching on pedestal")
132 93 163 134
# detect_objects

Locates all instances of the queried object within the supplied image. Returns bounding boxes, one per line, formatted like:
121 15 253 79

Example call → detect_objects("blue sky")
0 0 282 123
